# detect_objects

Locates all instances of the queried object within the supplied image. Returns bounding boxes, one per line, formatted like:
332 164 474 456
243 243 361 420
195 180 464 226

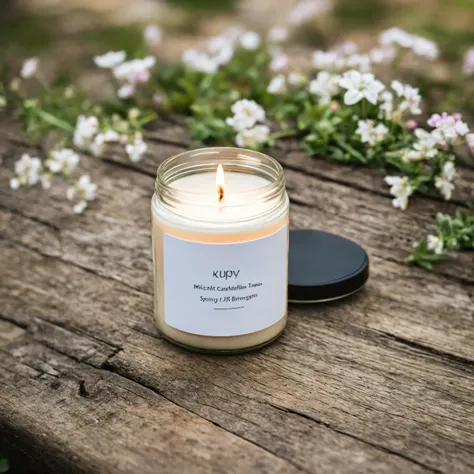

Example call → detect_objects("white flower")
345 54 371 72
207 36 234 66
144 25 161 45
339 70 385 105
309 71 341 104
289 0 331 24
118 83 136 98
312 50 340 69
356 120 389 145
12 153 42 186
89 133 105 157
391 80 422 115
10 178 20 189
103 129 120 142
384 175 413 210
411 36 438 60
435 162 456 200
126 136 148 162
288 72 307 86
426 235 443 255
226 99 265 132
441 161 456 181
270 53 288 72
467 133 474 152
113 56 155 84
20 58 38 79
268 27 288 43
412 129 438 158
73 201 88 214
379 91 394 119
68 175 97 203
463 48 474 76
380 27 414 48
370 46 396 64
435 177 455 200
0 96 6 108
41 174 52 190
267 75 286 94
73 115 99 149
428 113 470 144
94 51 126 69
47 148 80 173
334 41 358 56
235 125 270 148
239 31 260 50
182 49 219 74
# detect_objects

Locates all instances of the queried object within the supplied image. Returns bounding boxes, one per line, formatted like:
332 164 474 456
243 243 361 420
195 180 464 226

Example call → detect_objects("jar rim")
155 147 286 209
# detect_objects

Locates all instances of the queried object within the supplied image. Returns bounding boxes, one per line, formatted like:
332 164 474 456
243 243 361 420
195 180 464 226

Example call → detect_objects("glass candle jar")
151 147 289 353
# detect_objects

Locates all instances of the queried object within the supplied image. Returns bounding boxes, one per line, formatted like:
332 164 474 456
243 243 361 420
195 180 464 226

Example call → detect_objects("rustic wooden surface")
1 115 474 474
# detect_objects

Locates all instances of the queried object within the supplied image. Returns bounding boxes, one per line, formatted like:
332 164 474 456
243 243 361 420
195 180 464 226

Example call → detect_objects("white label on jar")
163 226 288 337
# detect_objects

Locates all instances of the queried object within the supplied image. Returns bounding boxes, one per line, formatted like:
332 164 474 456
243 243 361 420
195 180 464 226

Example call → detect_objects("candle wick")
217 186 224 203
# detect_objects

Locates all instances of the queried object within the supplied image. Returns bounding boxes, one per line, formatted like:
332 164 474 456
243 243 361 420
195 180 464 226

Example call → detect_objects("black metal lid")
288 229 369 303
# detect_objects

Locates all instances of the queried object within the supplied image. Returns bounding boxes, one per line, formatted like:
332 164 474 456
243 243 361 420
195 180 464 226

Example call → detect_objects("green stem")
34 109 74 133
271 129 299 140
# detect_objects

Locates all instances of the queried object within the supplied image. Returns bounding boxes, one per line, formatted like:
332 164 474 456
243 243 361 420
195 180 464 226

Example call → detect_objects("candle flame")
216 164 225 202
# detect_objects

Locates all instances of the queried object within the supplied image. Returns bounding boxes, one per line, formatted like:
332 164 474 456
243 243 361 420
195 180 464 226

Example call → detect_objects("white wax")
157 170 282 231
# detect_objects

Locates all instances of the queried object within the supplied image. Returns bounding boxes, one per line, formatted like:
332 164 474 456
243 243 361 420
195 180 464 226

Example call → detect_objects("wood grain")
1 117 474 474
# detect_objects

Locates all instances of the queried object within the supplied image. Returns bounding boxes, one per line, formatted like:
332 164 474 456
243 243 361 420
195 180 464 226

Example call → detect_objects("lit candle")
151 147 289 353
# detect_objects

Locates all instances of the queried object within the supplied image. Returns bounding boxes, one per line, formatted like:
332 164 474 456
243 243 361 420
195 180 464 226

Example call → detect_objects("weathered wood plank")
0 324 303 474
0 128 472 286
1 237 474 473
2 206 473 365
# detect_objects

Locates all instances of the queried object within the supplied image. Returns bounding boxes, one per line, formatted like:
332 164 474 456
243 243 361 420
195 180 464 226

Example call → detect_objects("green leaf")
0 458 9 473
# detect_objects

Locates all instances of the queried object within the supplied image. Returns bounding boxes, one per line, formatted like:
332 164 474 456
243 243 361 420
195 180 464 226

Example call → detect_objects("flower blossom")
144 25 161 46
118 83 135 98
268 27 288 43
287 72 307 86
345 54 371 72
411 36 438 60
355 120 389 145
309 71 341 104
239 31 260 50
338 70 385 105
370 46 396 64
379 28 438 59
20 58 39 79
94 51 126 69
267 75 286 94
463 48 474 76
467 133 474 154
391 80 422 115
10 154 42 189
126 133 148 162
379 91 393 120
226 99 266 132
380 27 414 48
289 0 331 24
384 175 413 210
47 148 79 174
312 50 341 69
236 125 270 149
426 235 443 255
428 113 470 144
435 162 456 200
270 53 288 72
413 129 438 156
113 56 155 84
73 115 99 150
67 175 97 214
